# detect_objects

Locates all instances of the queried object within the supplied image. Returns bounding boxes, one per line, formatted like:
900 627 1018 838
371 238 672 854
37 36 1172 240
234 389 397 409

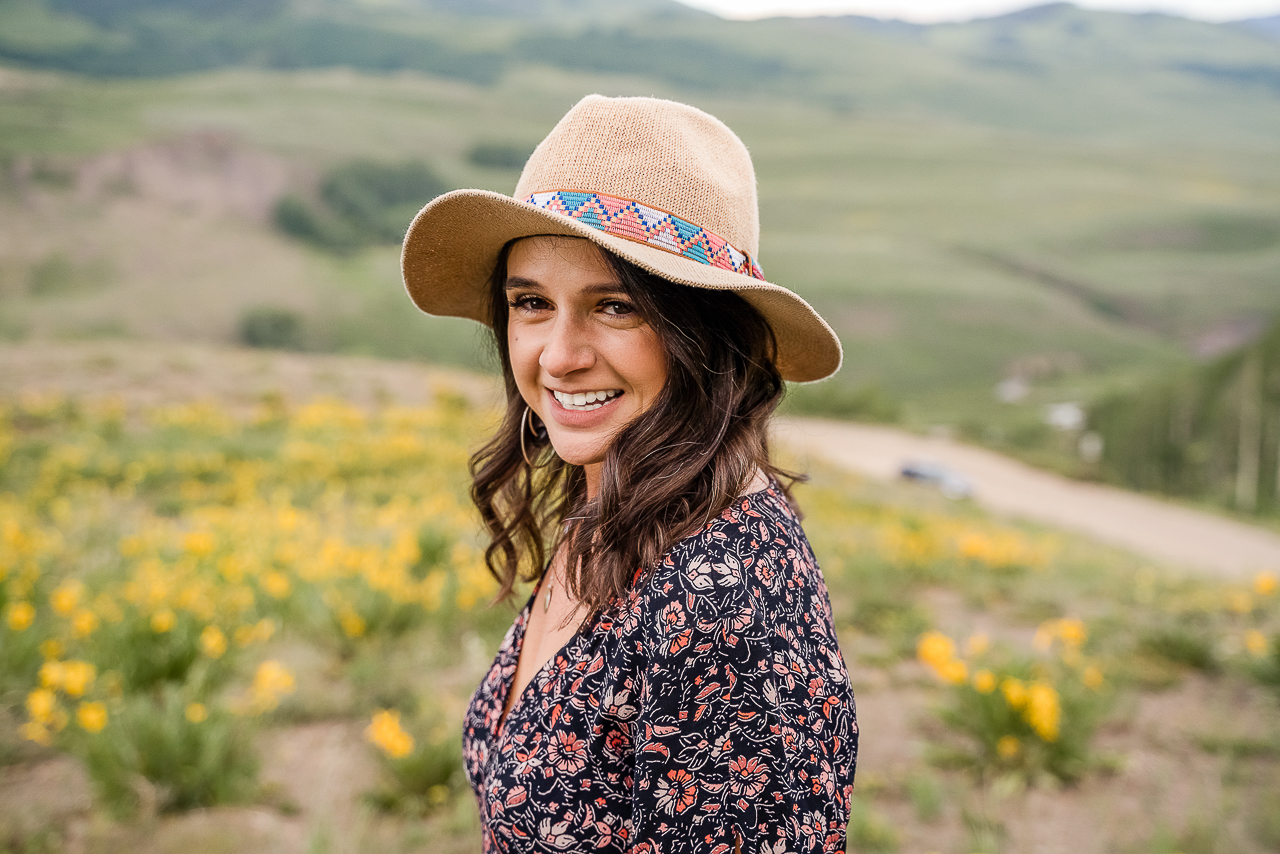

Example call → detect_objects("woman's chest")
464 623 644 852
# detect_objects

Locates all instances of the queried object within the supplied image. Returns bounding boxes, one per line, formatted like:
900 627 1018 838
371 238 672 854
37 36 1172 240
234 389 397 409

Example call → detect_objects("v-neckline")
493 579 594 743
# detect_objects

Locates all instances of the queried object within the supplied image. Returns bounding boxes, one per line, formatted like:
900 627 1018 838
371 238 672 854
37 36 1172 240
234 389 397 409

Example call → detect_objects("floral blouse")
462 482 858 853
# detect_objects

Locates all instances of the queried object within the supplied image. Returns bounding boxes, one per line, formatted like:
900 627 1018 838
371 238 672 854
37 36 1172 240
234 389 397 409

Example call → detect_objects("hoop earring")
520 406 548 467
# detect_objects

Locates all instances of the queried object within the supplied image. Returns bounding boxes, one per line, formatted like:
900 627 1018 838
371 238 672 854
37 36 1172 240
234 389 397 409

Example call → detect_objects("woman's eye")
601 300 636 317
508 295 548 312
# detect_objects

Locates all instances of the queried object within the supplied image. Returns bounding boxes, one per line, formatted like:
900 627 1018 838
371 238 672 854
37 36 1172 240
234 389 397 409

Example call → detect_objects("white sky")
676 0 1280 23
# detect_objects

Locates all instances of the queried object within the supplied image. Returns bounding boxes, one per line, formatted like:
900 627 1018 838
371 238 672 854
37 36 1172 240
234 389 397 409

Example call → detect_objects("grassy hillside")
0 0 1278 445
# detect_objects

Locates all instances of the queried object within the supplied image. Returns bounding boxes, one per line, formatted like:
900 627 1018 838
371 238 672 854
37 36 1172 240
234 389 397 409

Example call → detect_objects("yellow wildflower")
262 571 291 599
61 661 95 698
1001 678 1027 709
1057 618 1086 649
248 660 295 713
366 709 415 758
339 608 366 639
965 633 990 657
183 531 217 556
1082 664 1105 690
972 669 996 694
39 639 63 660
200 625 228 659
38 661 66 690
1228 591 1253 615
5 601 35 631
76 701 107 733
235 618 275 647
26 688 57 724
1256 572 1278 597
185 702 208 723
72 608 98 638
151 609 175 633
21 721 51 745
917 631 957 671
938 658 968 685
1025 682 1061 742
1245 630 1269 658
996 735 1020 759
50 580 84 616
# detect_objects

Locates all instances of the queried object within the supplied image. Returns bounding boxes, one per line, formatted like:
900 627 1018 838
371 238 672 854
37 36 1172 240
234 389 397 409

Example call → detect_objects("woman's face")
505 236 668 495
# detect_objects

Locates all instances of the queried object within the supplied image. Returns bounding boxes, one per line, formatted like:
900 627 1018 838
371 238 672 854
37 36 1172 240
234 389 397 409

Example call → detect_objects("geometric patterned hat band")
522 190 766 281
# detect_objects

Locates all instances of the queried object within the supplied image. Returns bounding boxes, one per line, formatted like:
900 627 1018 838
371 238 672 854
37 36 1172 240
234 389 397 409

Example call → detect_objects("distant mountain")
1235 14 1280 39
1 0 1278 141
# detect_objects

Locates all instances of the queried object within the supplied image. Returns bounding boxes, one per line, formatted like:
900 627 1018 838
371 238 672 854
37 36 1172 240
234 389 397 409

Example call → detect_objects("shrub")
466 142 535 171
275 160 445 252
238 305 305 351
364 706 464 815
79 686 259 815
273 196 362 254
918 624 1109 785
1138 623 1219 673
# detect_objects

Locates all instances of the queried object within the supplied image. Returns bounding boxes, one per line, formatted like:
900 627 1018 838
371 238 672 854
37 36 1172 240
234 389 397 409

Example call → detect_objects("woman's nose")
538 315 596 378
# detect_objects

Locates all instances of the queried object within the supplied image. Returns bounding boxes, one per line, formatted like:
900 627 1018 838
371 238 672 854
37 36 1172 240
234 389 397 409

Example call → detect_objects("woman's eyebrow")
503 279 627 295
504 276 542 291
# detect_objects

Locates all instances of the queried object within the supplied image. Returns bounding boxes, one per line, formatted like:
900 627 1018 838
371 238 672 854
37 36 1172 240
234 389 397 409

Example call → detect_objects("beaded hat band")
522 190 766 282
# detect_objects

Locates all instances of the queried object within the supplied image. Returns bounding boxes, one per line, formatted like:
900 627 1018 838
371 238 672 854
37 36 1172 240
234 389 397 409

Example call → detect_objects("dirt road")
775 417 1280 579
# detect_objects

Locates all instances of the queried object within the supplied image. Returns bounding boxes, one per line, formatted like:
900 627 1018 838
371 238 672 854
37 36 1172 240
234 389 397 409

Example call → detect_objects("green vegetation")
1090 316 1280 515
275 159 445 254
238 306 304 351
465 142 535 172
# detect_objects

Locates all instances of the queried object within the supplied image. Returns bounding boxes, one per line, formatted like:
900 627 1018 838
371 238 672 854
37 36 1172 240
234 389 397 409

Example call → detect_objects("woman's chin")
546 444 606 469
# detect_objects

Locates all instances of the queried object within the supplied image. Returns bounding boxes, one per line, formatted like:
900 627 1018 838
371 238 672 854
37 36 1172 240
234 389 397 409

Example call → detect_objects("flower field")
2 368 1280 853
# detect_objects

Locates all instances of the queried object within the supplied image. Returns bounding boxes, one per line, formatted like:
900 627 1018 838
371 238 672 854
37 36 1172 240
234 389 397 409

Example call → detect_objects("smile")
551 389 622 411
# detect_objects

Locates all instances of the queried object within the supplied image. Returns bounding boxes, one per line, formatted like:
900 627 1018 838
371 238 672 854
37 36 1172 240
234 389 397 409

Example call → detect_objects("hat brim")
401 189 842 383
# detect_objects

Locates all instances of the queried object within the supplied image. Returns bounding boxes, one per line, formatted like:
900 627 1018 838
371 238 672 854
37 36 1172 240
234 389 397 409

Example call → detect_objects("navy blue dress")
462 482 858 853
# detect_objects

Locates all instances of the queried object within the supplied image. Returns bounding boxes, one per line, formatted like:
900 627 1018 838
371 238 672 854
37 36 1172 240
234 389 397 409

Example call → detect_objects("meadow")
1 347 1279 853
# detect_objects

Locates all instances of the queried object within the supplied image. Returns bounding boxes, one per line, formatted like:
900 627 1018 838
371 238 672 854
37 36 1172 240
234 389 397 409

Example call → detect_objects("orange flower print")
546 730 587 774
728 755 770 800
659 601 693 655
656 768 698 814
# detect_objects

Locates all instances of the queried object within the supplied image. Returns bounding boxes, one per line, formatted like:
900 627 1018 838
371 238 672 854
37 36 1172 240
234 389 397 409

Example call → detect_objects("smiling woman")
400 94 856 853
504 237 668 475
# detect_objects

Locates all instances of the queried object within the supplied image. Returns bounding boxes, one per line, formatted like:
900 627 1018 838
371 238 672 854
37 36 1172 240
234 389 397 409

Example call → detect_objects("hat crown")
513 95 760 259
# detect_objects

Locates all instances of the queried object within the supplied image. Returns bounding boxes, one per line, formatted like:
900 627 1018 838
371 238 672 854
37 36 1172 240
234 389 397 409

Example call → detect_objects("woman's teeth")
552 389 621 411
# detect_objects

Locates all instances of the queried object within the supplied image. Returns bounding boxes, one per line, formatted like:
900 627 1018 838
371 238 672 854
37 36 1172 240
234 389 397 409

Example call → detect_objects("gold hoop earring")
520 406 545 467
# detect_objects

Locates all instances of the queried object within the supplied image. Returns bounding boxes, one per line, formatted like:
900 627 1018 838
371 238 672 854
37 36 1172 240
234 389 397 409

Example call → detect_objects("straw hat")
401 94 842 383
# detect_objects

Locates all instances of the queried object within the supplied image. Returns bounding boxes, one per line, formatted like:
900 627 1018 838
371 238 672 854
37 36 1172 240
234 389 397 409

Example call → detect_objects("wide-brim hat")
401 94 842 383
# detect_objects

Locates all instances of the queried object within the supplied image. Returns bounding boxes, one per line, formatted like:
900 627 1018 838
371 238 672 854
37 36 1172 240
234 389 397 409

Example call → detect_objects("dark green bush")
466 142 535 171
273 196 361 254
238 306 304 351
274 160 444 252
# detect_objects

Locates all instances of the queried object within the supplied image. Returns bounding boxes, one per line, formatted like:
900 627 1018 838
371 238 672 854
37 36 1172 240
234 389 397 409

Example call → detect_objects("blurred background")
2 1 1280 852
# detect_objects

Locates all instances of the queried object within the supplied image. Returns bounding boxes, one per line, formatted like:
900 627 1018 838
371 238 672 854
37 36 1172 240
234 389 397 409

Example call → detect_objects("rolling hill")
0 0 1277 446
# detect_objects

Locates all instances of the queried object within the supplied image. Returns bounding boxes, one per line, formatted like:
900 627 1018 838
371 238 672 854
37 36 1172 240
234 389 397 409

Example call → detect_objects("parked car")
899 459 973 500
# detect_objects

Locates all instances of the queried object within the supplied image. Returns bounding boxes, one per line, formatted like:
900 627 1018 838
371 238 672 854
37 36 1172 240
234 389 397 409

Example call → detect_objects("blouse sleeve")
627 525 856 854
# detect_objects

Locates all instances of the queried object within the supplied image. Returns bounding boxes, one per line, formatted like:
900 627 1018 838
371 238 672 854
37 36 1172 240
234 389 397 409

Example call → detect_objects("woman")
402 95 857 853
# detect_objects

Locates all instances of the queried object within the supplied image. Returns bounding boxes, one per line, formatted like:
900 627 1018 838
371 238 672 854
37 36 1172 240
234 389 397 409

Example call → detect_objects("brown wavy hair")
469 238 799 614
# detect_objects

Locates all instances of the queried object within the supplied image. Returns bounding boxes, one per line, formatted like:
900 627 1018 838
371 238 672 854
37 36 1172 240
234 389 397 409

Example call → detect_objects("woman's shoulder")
634 480 817 623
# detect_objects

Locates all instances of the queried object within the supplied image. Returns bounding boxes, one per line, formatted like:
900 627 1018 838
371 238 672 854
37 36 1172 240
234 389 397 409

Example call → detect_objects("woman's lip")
544 388 623 424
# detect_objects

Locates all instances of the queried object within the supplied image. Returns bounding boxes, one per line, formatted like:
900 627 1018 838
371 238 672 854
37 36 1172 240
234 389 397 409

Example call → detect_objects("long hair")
469 239 799 614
